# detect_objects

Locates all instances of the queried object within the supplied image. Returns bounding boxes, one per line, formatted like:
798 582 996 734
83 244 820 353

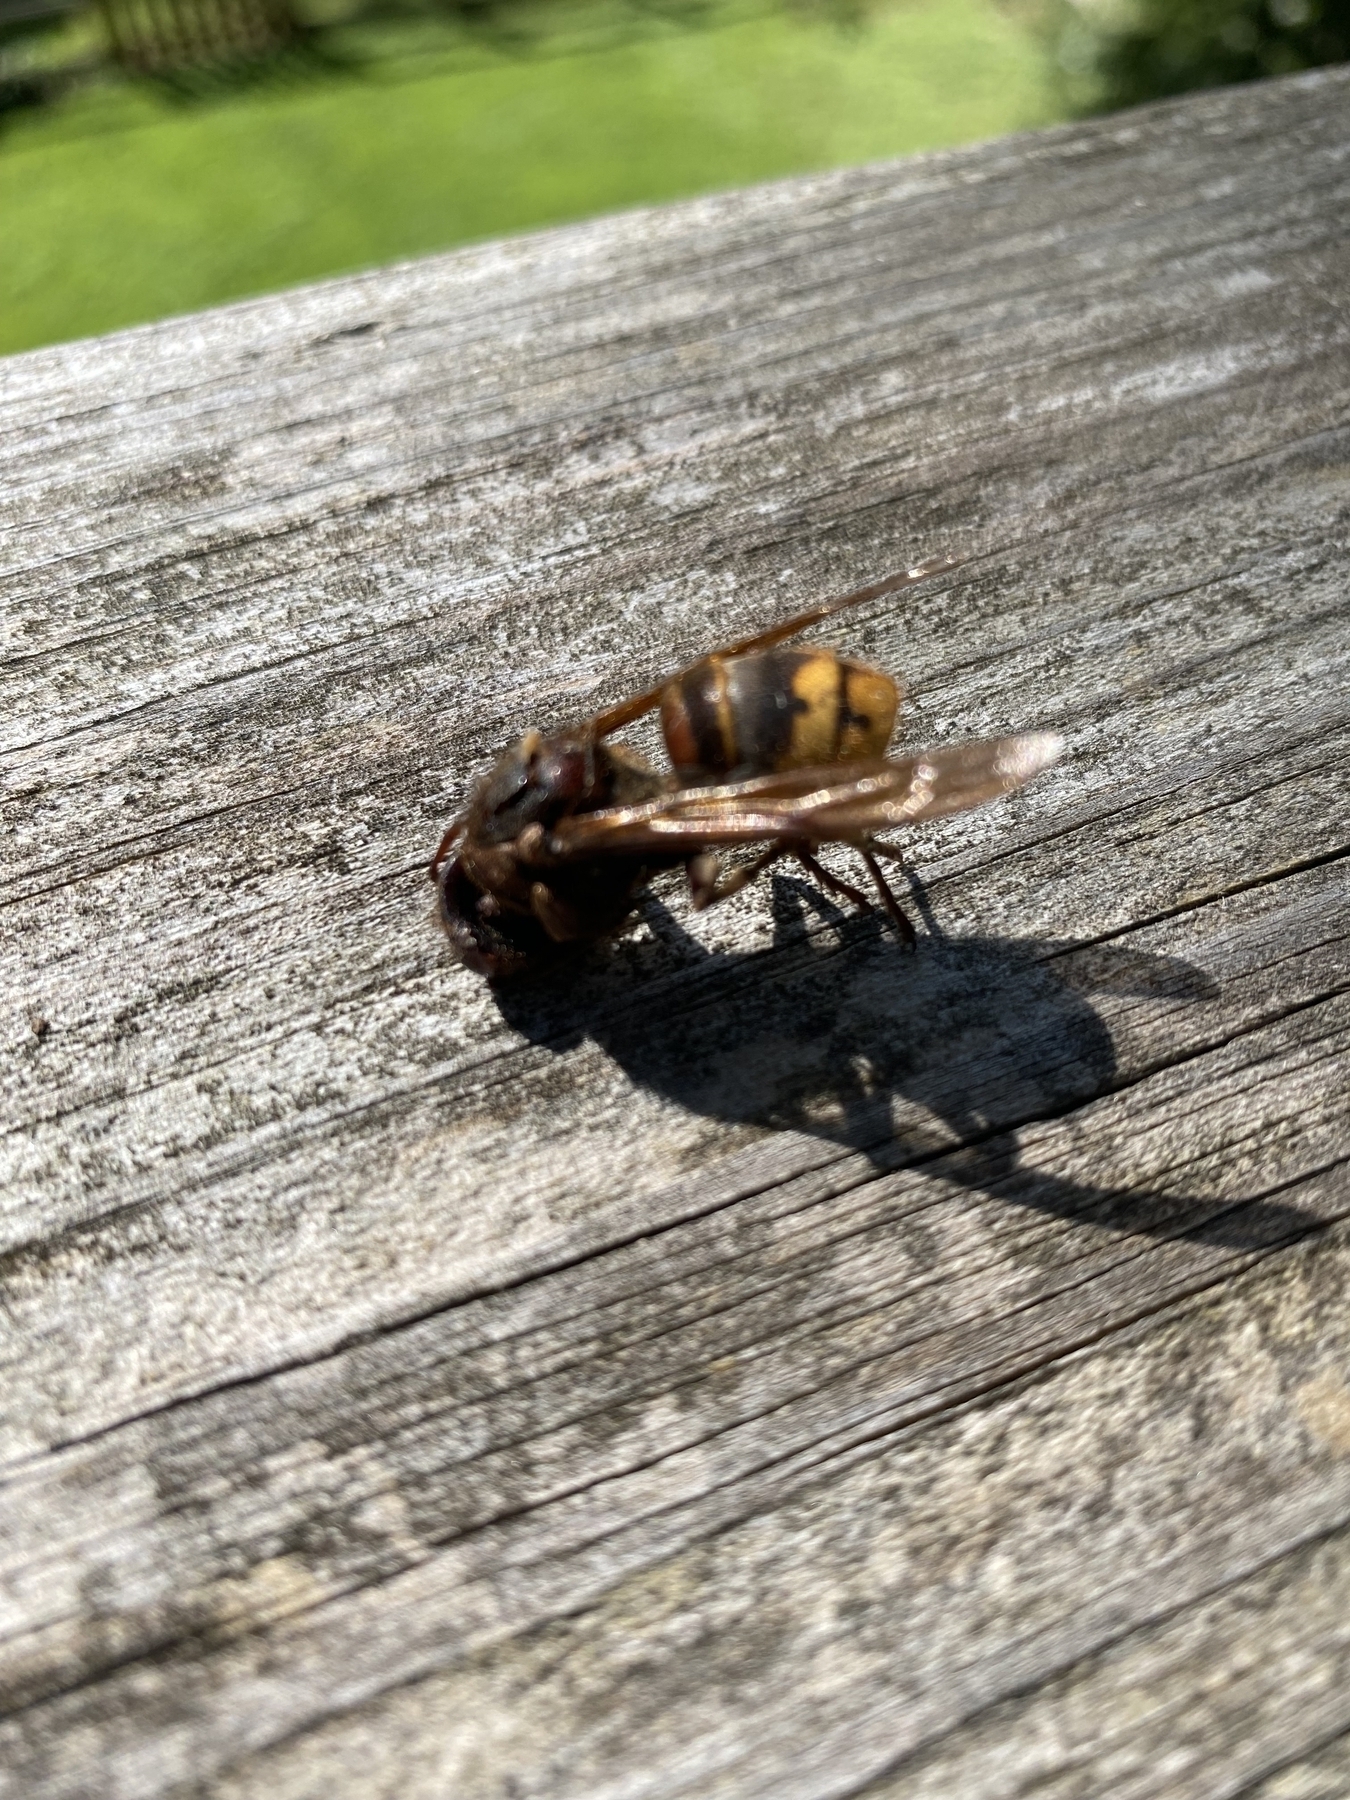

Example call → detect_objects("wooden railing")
2 66 1349 1800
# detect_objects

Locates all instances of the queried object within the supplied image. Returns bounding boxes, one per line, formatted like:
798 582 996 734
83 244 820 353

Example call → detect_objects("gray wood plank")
1 64 1348 1800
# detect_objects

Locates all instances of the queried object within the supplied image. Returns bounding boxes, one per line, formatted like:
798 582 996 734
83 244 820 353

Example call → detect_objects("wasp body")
432 557 1062 979
660 647 897 781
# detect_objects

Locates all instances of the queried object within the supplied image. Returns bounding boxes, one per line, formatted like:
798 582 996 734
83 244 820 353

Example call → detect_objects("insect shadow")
492 872 1321 1254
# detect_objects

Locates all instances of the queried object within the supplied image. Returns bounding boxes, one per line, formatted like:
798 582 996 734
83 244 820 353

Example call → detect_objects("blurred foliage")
6 0 1344 358
0 0 1060 355
1042 0 1350 111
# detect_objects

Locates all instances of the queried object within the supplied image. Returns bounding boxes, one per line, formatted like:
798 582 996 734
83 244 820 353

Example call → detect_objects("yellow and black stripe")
660 648 898 781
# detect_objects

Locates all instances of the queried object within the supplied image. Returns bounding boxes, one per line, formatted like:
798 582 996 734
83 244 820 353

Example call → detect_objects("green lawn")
0 0 1061 357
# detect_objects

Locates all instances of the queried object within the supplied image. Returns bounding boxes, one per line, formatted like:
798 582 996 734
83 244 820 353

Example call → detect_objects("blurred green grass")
0 0 1060 356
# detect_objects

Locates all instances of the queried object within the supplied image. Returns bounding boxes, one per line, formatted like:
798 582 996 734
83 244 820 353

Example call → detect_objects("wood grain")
1 66 1348 1799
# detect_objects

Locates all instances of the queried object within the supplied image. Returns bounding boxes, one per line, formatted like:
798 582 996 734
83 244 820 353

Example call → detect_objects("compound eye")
498 759 532 804
535 743 586 804
479 732 542 814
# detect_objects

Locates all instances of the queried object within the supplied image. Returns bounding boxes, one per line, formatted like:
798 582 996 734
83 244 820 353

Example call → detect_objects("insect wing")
545 733 1063 858
807 732 1064 835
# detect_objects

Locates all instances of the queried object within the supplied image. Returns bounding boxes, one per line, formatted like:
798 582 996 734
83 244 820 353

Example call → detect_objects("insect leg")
529 882 586 944
794 847 874 914
687 843 786 911
430 817 465 880
860 847 917 949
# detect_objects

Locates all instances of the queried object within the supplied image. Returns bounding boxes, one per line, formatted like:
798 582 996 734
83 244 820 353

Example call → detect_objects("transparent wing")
545 733 1063 858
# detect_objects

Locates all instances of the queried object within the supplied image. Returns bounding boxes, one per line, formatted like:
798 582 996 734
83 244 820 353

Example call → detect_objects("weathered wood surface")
2 66 1349 1800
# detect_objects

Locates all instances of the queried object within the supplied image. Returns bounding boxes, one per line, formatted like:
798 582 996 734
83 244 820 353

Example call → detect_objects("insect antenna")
588 553 963 739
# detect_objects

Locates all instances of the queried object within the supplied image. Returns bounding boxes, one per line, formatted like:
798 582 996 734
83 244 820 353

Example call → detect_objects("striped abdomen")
660 648 898 781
